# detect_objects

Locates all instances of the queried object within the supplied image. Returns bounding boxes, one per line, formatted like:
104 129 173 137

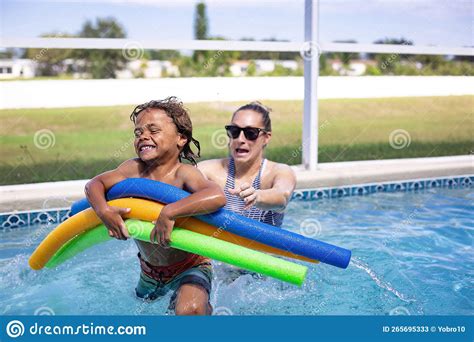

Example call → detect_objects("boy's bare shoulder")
176 163 201 177
116 158 143 177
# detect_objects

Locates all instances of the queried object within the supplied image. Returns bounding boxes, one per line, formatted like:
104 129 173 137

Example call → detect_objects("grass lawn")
1 96 472 185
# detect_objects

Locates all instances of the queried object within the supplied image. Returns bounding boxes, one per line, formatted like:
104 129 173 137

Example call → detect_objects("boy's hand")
150 206 176 247
97 206 131 240
228 182 260 210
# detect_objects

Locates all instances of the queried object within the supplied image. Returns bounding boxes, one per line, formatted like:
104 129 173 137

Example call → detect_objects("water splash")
351 257 415 303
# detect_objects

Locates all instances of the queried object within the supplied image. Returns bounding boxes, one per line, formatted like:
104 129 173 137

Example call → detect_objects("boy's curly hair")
130 96 201 165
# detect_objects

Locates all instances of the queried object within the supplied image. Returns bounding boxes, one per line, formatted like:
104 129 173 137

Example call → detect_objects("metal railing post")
303 0 319 171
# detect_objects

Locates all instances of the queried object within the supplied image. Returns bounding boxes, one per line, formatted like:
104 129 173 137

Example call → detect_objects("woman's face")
228 109 272 163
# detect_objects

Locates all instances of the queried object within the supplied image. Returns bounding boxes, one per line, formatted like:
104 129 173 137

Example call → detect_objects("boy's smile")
138 143 156 153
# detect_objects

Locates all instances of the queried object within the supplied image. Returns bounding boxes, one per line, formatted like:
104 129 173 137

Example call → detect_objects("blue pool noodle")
71 178 351 268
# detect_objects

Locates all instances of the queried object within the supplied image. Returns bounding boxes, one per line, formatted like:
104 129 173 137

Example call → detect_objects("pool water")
1 187 472 315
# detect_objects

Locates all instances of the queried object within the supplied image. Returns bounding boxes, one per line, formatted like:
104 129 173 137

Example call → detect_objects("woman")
198 101 296 227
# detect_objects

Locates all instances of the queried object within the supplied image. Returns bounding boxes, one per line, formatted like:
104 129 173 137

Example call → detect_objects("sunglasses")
225 125 267 141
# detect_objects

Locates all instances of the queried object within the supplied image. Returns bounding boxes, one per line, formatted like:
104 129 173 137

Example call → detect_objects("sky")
1 0 473 47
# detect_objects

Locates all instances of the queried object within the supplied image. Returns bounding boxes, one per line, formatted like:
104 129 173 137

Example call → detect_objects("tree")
193 2 209 64
194 2 208 40
0 48 17 59
328 40 359 65
370 37 414 74
76 17 127 79
369 37 413 60
246 61 256 76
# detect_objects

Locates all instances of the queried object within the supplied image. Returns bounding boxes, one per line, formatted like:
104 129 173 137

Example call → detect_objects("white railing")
1 0 473 171
2 38 473 56
3 37 473 56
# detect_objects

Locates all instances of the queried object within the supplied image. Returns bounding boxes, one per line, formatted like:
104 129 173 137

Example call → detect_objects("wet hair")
130 96 200 165
232 101 272 132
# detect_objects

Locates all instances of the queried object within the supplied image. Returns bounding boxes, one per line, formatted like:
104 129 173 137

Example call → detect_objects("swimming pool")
1 185 472 315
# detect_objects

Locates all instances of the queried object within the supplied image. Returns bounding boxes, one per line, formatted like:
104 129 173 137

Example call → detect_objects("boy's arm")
150 164 226 246
85 159 140 240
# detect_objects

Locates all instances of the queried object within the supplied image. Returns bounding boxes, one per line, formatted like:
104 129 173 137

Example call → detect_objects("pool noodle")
29 198 315 270
71 178 351 268
46 219 307 286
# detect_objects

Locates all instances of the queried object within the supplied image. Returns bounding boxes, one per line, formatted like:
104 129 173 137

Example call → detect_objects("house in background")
116 60 180 79
229 61 250 76
329 59 377 76
229 59 299 76
0 59 37 79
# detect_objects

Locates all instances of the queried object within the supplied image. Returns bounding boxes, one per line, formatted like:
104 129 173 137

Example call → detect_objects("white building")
0 59 37 79
229 61 250 76
330 59 376 76
230 60 300 76
116 60 180 79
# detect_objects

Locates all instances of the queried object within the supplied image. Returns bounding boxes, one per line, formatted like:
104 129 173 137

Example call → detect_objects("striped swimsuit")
224 158 284 227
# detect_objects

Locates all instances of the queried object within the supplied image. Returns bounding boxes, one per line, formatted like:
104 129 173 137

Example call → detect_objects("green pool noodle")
47 219 308 286
47 226 111 268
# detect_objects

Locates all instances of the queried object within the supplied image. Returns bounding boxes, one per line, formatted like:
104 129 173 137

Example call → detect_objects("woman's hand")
228 182 260 210
97 205 131 240
150 206 176 247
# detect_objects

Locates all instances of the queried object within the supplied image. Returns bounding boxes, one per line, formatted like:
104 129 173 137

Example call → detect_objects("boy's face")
229 110 271 163
133 108 186 163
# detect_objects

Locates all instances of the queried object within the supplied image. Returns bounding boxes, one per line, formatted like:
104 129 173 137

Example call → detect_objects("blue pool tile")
30 211 57 226
59 209 71 222
408 181 424 191
1 213 28 229
292 190 305 200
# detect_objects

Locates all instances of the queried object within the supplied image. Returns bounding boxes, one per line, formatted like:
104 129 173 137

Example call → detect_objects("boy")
85 97 226 315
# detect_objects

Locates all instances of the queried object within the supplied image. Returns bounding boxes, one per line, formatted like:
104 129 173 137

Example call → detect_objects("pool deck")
0 155 472 212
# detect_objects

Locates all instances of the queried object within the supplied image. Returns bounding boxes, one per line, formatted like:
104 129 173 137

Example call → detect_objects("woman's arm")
230 164 296 212
150 164 226 246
